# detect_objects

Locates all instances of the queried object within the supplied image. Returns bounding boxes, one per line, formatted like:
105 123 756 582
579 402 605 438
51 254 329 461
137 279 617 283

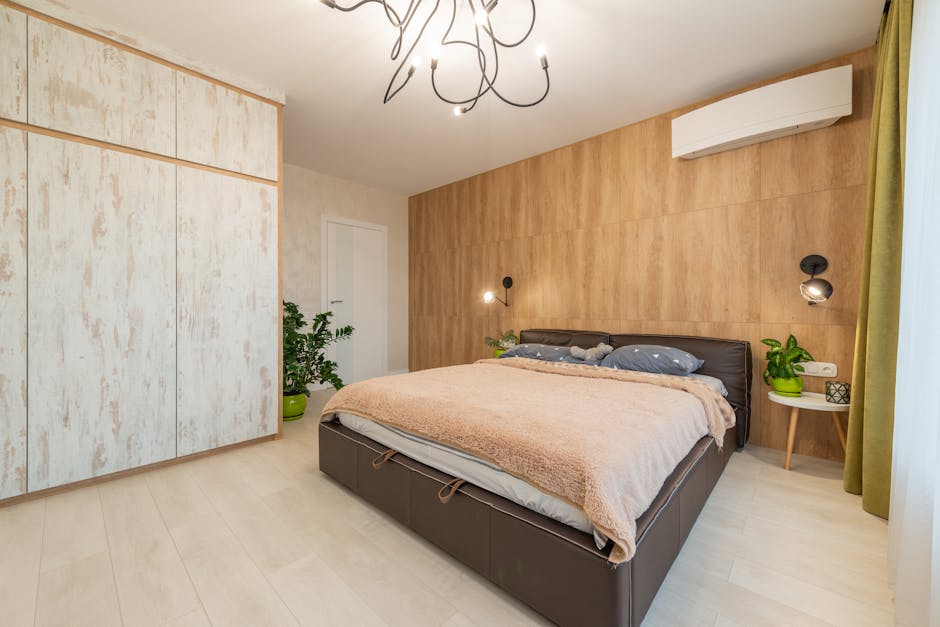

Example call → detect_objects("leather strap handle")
437 478 466 504
371 449 398 469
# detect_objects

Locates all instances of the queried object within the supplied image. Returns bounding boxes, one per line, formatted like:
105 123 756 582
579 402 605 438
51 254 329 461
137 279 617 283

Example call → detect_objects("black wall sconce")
483 276 513 307
800 254 834 306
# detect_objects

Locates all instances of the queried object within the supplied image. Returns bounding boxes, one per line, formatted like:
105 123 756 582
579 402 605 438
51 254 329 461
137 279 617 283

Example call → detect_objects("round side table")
767 391 850 470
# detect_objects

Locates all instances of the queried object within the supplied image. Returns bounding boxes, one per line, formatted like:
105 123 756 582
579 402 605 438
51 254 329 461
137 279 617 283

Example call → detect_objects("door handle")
330 300 344 304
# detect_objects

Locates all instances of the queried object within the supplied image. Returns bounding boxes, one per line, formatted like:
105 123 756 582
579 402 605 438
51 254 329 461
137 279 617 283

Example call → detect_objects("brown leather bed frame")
318 330 753 626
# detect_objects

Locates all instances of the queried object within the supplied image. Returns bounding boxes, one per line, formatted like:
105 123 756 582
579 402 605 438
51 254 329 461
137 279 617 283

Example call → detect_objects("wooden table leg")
784 407 799 470
832 412 847 452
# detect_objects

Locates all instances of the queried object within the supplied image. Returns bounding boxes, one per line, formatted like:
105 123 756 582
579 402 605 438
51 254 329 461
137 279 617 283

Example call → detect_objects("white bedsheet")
337 412 609 549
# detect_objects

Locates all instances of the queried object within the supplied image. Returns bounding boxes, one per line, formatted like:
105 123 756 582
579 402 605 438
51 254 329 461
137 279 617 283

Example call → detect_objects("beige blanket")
321 358 735 563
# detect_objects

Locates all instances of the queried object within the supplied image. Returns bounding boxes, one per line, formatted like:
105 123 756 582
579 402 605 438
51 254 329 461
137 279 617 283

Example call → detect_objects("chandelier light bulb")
430 46 440 61
411 56 422 69
453 106 463 116
475 9 488 25
536 44 548 69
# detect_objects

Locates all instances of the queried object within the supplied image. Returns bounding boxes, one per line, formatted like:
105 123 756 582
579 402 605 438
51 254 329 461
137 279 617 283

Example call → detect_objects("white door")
323 218 388 385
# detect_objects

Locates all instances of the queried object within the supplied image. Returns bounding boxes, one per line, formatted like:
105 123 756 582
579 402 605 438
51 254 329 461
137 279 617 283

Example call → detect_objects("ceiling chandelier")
319 0 550 115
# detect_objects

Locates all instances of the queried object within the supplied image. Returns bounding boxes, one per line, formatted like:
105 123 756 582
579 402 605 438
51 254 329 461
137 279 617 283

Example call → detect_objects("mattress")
337 412 610 549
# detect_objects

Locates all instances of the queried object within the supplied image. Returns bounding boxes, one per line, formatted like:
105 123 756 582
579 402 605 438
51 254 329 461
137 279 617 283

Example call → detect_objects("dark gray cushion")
600 344 704 376
499 343 572 362
558 354 602 366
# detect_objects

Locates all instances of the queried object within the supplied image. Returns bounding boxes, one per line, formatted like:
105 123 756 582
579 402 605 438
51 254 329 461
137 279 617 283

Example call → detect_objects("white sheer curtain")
889 0 940 625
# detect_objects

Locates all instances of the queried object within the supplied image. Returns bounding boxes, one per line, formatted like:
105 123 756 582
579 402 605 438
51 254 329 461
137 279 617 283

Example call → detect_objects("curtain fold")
844 0 912 518
889 0 940 623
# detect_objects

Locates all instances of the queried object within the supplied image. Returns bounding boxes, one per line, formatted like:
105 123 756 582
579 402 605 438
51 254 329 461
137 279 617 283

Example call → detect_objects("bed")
318 329 752 626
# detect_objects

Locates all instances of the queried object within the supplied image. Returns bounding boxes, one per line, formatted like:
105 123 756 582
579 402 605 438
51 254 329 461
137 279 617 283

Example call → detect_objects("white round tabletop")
768 391 850 412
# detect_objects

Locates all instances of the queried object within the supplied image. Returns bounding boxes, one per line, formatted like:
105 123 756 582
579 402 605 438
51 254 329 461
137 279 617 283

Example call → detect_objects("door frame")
320 215 389 381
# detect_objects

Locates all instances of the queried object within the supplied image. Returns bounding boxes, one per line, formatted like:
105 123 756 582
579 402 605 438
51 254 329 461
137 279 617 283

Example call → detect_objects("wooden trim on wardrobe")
276 104 285 437
0 0 283 107
0 434 277 509
0 117 279 187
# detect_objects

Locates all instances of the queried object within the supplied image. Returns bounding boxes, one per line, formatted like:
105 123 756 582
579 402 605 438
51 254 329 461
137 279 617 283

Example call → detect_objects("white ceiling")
23 0 884 195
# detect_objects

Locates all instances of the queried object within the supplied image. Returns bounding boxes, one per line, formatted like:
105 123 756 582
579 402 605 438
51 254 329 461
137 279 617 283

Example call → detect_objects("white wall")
283 163 409 373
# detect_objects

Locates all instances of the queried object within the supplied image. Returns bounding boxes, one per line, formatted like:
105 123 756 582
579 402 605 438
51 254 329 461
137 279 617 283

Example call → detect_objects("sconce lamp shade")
799 254 833 305
483 276 513 307
800 277 834 303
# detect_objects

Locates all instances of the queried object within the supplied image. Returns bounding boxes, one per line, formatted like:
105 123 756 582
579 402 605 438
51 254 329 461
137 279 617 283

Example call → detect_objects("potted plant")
282 301 353 420
484 330 519 358
762 334 814 397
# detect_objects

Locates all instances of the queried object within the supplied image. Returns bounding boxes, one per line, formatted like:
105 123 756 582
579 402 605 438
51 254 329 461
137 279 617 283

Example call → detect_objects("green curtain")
844 0 912 518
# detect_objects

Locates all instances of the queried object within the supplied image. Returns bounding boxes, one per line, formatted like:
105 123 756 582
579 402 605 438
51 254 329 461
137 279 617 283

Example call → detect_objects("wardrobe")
0 3 281 499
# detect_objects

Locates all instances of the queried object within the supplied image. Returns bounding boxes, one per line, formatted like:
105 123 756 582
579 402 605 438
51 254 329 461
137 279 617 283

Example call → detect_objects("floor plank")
0 498 45 626
99 475 203 627
35 551 123 627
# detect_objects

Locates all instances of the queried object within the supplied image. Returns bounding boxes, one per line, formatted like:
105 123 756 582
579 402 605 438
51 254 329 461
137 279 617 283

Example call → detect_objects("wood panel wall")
409 47 875 462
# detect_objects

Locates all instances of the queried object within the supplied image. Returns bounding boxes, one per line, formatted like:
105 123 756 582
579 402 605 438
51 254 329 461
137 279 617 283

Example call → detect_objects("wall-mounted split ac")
671 65 853 159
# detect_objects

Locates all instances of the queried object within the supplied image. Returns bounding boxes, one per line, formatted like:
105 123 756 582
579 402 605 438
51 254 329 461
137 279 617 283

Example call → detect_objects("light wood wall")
409 47 875 462
0 1 281 499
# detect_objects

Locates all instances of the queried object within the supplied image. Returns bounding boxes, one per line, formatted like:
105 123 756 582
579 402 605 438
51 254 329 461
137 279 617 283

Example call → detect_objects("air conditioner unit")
671 65 853 159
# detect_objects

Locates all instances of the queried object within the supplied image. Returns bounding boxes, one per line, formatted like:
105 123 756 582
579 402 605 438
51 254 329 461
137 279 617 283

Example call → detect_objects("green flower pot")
493 349 505 358
772 377 804 397
283 394 308 421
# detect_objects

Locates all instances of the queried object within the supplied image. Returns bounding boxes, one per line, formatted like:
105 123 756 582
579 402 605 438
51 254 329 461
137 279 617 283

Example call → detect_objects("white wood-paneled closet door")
0 5 27 123
27 134 177 491
176 168 278 456
324 218 388 384
0 128 28 499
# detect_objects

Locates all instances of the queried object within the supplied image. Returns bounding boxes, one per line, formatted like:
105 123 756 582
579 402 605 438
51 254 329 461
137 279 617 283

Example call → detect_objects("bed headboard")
519 329 611 348
519 329 752 447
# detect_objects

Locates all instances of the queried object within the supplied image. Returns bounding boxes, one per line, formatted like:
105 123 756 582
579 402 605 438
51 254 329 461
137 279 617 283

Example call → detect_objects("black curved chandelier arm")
383 0 441 104
388 1 422 61
322 0 550 112
430 0 498 111
488 68 550 107
429 40 493 106
463 9 496 113
476 0 536 49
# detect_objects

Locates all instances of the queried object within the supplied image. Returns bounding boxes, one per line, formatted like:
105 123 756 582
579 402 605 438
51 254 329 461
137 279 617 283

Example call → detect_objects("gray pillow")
559 354 602 366
499 343 572 362
690 373 728 396
600 344 704 376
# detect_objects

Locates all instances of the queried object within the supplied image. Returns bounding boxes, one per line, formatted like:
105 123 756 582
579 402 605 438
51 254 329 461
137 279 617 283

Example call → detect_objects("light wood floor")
0 390 892 627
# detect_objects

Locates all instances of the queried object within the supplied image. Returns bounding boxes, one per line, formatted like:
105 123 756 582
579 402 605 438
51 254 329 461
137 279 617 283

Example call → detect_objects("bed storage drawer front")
490 508 631 627
318 422 359 490
410 469 491 577
355 443 412 526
